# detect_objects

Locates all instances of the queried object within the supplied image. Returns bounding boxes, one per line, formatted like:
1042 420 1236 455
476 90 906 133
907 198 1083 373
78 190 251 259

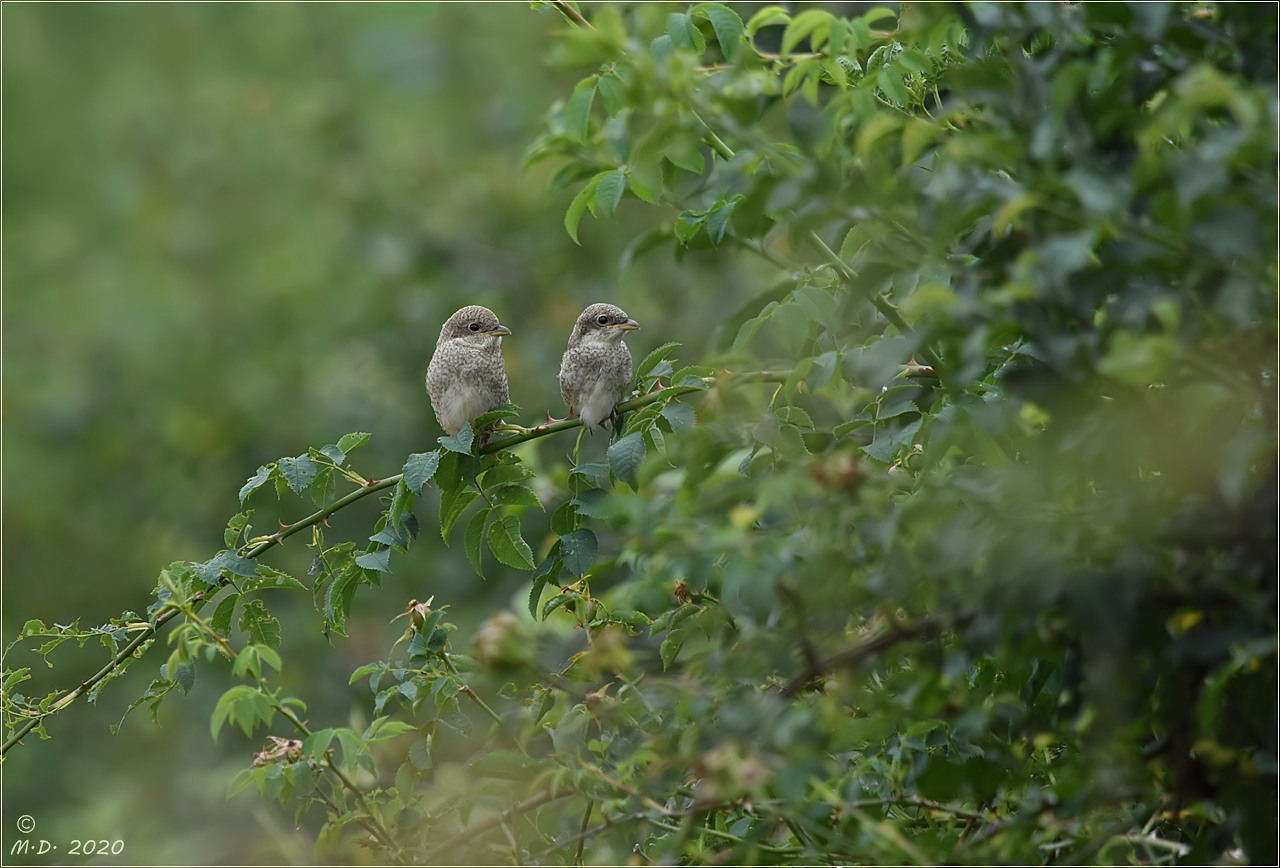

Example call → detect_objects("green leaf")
487 515 535 570
530 540 562 619
195 550 258 585
636 342 682 380
896 48 932 75
465 508 490 577
336 431 372 455
403 451 441 493
877 66 910 106
660 630 687 670
243 565 307 592
794 285 838 324
234 643 283 679
173 660 196 695
782 9 833 56
697 4 746 62
597 72 624 115
439 423 475 455
564 77 598 141
542 591 579 621
595 168 626 218
607 431 646 489
365 718 416 743
303 728 336 761
472 403 521 430
211 593 239 637
369 520 410 549
746 5 791 39
279 455 318 494
705 198 738 244
238 600 282 648
560 528 599 576
310 466 335 508
777 405 814 428
666 11 706 53
731 309 769 351
565 174 603 244
833 417 873 440
239 466 272 504
440 486 479 541
334 729 372 775
409 735 433 771
861 6 897 27
672 365 715 388
874 384 923 421
771 300 811 354
660 401 697 431
317 444 346 465
324 563 360 636
491 485 543 510
355 547 392 573
791 363 820 406
664 128 706 174
224 511 252 549
389 479 417 529
212 685 265 740
861 417 922 464
479 460 535 490
550 500 579 536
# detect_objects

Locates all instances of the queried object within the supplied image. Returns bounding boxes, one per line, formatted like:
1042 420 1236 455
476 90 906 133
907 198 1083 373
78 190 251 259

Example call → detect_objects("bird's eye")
468 322 481 332
596 315 610 325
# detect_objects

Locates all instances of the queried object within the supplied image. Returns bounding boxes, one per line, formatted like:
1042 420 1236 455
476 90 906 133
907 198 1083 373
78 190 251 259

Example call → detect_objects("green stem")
481 372 787 453
805 229 944 374
1 369 793 758
422 790 573 861
550 0 592 29
526 812 647 864
172 597 408 861
691 109 735 160
575 800 594 866
644 816 803 856
440 655 503 724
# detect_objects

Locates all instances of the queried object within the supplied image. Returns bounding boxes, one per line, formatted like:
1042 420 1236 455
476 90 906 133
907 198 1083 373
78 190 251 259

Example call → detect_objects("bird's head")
571 303 640 345
438 305 512 346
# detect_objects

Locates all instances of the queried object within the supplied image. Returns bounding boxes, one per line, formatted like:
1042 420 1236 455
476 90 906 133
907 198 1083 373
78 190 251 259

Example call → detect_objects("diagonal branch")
805 230 944 375
549 0 592 30
422 789 574 862
0 372 778 756
776 614 956 697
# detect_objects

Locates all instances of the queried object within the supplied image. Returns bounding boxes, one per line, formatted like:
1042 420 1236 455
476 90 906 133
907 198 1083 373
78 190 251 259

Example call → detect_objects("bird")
559 303 641 430
426 305 512 436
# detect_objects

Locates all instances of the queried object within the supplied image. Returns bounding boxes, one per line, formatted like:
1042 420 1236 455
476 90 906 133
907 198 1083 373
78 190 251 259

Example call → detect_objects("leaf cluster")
4 2 1275 865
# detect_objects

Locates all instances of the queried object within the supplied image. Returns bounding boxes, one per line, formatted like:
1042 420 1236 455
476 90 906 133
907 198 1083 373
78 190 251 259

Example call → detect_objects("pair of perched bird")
425 303 640 437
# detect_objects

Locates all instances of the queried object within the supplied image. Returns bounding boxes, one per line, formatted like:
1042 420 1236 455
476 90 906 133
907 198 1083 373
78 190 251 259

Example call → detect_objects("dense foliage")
4 2 1276 864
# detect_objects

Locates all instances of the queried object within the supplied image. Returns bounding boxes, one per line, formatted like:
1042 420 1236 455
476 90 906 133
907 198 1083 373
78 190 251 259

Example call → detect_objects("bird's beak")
615 318 641 331
488 325 512 337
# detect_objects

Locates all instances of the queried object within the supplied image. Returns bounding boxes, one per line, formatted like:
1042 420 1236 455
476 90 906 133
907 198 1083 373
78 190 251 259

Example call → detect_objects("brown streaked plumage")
426 305 512 436
558 303 640 430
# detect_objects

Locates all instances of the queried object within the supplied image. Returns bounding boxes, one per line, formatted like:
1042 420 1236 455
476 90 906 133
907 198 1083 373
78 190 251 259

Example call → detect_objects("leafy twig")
2 370 799 757
777 614 953 697
550 0 592 30
421 789 574 861
169 594 408 861
805 230 944 374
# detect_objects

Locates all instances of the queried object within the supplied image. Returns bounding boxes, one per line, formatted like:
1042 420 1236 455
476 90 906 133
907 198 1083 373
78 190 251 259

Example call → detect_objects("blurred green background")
2 3 764 862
